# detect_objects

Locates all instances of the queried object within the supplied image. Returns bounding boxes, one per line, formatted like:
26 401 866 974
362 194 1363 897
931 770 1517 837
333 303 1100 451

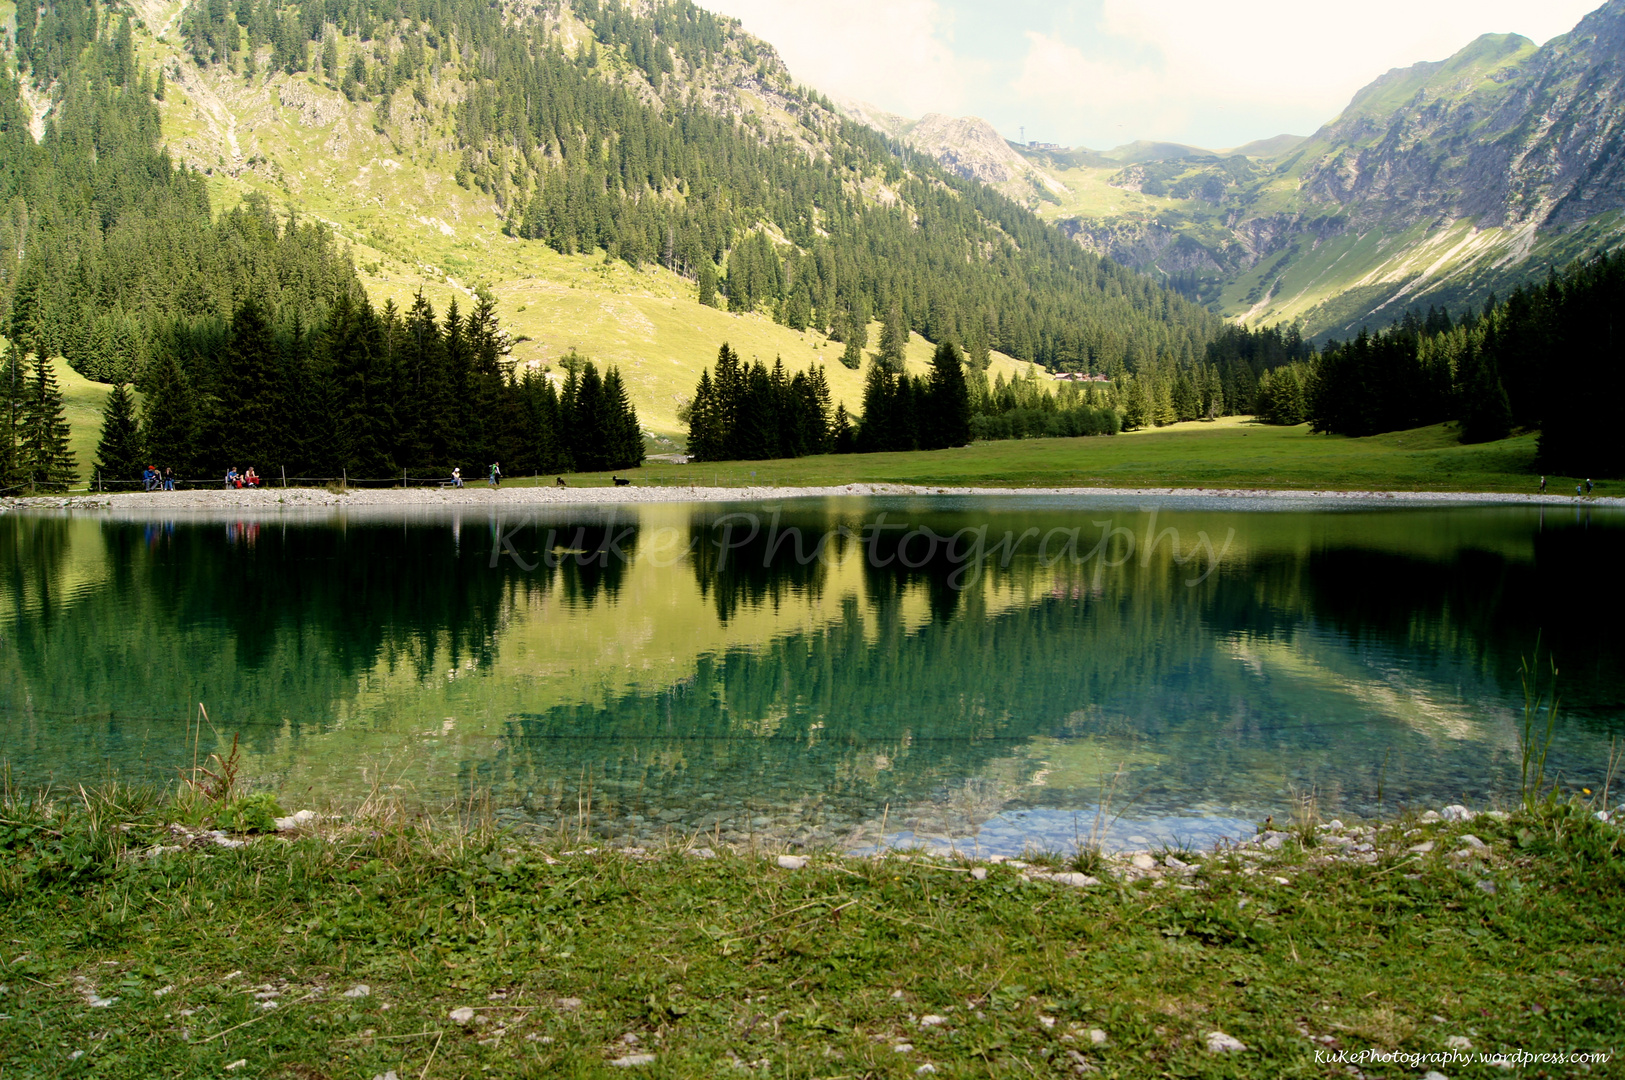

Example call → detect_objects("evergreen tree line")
970 369 1120 441
1228 248 1624 474
686 339 1014 461
852 342 973 453
85 290 642 484
684 345 847 461
1 25 358 386
1200 323 1315 418
0 350 78 493
140 0 1217 372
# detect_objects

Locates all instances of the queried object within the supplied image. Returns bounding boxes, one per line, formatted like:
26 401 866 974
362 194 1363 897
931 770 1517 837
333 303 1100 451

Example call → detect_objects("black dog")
612 476 631 487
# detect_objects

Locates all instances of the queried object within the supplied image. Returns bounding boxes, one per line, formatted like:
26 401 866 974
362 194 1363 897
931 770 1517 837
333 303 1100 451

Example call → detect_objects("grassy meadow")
1 784 1620 1078
543 420 1566 496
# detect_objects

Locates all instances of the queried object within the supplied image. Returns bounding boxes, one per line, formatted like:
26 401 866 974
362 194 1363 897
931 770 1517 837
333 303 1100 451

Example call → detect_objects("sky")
698 0 1603 150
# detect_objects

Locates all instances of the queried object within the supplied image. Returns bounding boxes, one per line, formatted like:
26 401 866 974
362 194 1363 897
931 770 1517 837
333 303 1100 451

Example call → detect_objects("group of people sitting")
223 467 263 489
141 465 176 491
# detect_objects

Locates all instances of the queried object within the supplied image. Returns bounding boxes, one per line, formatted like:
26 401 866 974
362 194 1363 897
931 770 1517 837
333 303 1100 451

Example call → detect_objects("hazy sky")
699 0 1602 150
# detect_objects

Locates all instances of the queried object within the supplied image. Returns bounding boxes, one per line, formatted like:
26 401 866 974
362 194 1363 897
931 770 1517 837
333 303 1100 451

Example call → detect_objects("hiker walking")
1585 478 1594 494
1539 475 1546 494
488 462 502 488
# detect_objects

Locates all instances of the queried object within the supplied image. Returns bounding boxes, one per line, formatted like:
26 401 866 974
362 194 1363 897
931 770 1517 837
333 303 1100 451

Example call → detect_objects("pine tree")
142 351 199 477
923 341 971 449
602 366 644 469
94 381 143 486
687 368 722 461
570 361 607 471
877 301 908 373
0 343 27 489
218 299 280 469
698 263 717 308
20 353 77 492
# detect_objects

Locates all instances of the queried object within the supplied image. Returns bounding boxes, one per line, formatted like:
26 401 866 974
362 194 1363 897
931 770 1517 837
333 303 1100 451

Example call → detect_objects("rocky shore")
6 484 1624 514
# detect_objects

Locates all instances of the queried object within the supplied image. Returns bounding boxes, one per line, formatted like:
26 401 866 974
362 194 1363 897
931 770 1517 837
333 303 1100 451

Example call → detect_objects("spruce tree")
142 351 199 477
94 381 143 486
698 263 717 308
923 341 971 449
687 368 722 461
0 344 27 489
571 361 607 471
877 302 908 374
218 299 280 469
20 353 77 492
602 366 644 469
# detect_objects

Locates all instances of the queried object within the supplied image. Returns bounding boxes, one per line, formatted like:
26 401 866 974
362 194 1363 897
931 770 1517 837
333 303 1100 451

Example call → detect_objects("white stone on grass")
893 1043 914 1052
1089 1028 1108 1045
916 1065 937 1075
343 984 371 998
776 855 808 870
274 809 318 831
1445 1035 1472 1050
610 1053 656 1067
919 1015 947 1026
1049 872 1099 887
449 1007 477 1025
971 867 987 881
1440 805 1475 823
1205 1031 1247 1053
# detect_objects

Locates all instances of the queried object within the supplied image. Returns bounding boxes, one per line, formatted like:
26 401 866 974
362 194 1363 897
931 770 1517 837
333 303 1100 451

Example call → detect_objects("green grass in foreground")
2 787 1621 1078
547 421 1583 495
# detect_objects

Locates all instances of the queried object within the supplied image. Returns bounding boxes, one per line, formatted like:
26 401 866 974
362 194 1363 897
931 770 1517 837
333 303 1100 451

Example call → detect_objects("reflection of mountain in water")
0 502 1620 849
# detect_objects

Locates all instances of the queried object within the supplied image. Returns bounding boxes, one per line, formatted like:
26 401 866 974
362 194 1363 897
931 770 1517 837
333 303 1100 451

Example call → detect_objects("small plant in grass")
219 792 284 833
1288 785 1320 848
1022 847 1068 870
1518 641 1561 812
1156 837 1197 863
1068 844 1108 875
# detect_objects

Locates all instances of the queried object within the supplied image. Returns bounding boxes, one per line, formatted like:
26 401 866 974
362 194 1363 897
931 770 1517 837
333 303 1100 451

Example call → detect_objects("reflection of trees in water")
0 516 560 777
2 507 1620 814
505 507 1625 818
687 510 842 622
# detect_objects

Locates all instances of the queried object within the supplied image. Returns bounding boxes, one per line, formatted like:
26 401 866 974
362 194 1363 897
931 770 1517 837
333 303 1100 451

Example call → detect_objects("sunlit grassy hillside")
107 0 1035 441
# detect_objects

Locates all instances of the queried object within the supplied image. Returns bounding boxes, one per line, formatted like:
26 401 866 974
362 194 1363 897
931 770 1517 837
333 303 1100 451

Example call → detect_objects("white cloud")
1010 31 1186 138
1036 0 1602 143
701 0 973 117
698 0 1605 148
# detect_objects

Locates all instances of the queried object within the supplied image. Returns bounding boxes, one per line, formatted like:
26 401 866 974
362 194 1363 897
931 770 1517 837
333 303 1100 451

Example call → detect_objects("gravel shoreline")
5 484 1622 514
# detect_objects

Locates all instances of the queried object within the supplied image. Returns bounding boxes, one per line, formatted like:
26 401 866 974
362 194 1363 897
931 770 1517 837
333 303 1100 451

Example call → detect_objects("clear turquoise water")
2 497 1620 853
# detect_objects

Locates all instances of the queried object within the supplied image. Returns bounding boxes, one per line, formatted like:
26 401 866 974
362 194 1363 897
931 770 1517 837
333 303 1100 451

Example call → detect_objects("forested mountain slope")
0 0 1215 437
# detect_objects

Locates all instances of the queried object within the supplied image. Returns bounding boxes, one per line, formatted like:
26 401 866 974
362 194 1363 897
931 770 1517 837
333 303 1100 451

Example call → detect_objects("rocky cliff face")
1291 2 1625 231
1045 0 1625 334
841 4 1625 334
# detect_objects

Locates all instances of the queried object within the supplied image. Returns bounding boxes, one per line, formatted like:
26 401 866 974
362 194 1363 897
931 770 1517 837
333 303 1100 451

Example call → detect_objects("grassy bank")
2 786 1620 1077
556 421 1567 495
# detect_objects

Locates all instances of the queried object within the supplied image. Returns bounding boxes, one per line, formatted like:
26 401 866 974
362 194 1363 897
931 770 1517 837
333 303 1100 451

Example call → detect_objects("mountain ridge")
862 1 1625 337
